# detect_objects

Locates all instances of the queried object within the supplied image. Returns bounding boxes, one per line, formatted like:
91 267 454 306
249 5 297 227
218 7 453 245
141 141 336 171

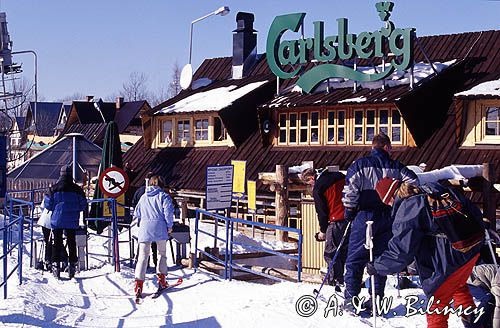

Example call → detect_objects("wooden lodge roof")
124 29 500 204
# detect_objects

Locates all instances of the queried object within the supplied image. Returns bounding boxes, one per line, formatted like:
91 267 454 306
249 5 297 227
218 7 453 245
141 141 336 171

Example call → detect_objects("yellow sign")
247 180 256 214
231 160 246 199
103 193 125 217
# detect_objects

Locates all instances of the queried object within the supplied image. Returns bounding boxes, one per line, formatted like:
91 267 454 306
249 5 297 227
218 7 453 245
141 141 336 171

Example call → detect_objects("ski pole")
365 220 376 328
396 273 401 298
485 229 498 266
313 221 351 299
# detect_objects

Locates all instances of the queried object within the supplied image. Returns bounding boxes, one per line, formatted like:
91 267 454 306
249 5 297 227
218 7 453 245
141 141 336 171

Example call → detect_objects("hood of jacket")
146 186 162 197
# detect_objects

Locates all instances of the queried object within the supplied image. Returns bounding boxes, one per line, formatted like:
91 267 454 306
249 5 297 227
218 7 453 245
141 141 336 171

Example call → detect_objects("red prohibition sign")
98 167 130 198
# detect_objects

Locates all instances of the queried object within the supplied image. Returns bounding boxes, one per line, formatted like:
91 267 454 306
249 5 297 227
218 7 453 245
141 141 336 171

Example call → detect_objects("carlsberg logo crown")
266 2 415 93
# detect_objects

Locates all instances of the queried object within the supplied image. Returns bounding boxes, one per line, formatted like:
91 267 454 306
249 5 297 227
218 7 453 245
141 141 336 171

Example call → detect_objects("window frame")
176 119 191 144
482 105 500 143
194 118 209 141
160 119 174 145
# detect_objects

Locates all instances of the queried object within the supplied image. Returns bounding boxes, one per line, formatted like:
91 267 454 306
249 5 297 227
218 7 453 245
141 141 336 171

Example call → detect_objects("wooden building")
124 11 500 274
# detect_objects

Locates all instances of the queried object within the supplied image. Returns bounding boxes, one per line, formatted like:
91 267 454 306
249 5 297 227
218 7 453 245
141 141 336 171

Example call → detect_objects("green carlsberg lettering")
266 2 416 93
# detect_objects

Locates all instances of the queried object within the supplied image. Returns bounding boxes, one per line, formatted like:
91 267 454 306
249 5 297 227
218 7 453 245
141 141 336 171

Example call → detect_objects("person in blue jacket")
342 133 418 311
369 178 484 328
133 175 174 298
43 165 87 279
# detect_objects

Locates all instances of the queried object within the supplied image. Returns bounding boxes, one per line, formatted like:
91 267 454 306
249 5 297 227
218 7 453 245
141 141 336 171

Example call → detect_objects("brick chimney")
116 96 124 110
86 95 94 102
232 12 257 79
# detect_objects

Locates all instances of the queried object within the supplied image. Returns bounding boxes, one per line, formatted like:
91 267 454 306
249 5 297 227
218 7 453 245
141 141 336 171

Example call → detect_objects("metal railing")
0 200 25 299
194 209 303 282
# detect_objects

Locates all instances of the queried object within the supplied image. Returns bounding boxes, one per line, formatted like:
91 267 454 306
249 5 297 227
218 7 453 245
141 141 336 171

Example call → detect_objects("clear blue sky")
2 0 499 101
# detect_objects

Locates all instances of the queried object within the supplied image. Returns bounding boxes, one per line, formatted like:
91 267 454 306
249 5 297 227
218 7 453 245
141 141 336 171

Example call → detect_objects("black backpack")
425 190 484 253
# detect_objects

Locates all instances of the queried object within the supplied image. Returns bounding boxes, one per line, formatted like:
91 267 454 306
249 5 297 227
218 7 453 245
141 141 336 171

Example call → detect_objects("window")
485 107 500 136
392 110 402 143
327 111 335 143
177 119 191 143
310 112 319 143
161 120 173 144
289 113 297 144
326 110 345 144
338 110 345 143
195 118 208 141
278 113 287 144
299 112 309 143
379 109 389 136
214 116 227 141
354 110 363 143
366 110 376 142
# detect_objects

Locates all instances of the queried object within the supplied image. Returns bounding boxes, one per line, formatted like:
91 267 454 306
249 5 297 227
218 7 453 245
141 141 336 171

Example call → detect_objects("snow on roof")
156 81 268 114
455 78 500 97
338 96 367 104
290 60 457 95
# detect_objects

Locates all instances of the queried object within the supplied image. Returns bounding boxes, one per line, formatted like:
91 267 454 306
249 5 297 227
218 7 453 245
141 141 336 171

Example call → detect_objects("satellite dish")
180 64 193 90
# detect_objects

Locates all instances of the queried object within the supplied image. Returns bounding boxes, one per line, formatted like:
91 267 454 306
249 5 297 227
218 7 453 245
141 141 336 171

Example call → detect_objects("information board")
206 165 233 211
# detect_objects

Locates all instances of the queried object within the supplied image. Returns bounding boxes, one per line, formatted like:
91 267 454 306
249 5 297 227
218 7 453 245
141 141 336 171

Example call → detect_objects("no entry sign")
98 167 130 198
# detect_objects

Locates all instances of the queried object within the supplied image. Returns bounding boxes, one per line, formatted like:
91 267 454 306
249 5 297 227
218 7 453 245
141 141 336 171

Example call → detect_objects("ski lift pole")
365 221 377 328
112 198 120 272
485 229 498 266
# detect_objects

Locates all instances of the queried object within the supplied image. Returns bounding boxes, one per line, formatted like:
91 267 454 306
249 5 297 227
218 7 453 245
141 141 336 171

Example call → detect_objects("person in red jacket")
302 168 347 288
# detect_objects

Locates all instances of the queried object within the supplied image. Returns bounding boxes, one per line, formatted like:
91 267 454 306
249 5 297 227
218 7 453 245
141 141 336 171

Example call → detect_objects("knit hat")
60 165 72 177
375 177 401 205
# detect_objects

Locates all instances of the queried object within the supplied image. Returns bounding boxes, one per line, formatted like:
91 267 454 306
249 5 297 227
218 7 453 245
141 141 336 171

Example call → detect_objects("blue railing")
86 198 121 272
194 209 303 282
0 201 25 299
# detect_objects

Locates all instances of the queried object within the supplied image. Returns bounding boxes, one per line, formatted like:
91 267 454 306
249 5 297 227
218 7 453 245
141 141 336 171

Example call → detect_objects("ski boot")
52 262 60 279
157 273 168 289
68 262 77 279
134 279 144 298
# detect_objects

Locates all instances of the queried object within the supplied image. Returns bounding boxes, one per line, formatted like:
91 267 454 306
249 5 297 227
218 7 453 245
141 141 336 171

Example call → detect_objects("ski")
151 278 183 299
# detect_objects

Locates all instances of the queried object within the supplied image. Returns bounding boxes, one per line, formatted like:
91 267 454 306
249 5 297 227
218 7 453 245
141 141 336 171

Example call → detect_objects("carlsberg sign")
266 2 415 93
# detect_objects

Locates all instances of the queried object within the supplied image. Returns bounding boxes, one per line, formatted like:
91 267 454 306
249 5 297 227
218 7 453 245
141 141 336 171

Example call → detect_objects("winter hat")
60 165 72 177
376 177 401 205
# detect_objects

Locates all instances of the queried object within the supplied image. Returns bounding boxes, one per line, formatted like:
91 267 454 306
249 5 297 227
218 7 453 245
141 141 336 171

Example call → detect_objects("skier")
467 264 500 328
301 167 347 288
133 175 174 299
368 178 484 328
132 171 159 268
342 133 418 311
43 165 87 279
38 196 53 271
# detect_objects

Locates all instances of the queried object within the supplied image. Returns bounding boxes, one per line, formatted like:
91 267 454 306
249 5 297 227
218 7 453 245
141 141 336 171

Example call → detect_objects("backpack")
425 191 484 253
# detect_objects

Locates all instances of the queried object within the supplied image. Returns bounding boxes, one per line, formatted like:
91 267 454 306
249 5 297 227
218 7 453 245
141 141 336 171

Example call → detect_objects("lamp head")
216 6 230 16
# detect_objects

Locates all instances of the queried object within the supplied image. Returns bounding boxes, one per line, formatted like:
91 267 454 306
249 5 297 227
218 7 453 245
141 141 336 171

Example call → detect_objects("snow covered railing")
194 209 303 283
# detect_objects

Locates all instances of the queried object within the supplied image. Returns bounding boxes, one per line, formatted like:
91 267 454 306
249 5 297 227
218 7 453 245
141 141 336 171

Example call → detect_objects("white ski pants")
135 240 168 280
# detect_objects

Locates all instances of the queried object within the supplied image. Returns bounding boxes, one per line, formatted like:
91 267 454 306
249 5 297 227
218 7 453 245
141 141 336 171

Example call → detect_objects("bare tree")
0 76 34 118
57 92 86 102
121 72 150 102
167 62 181 99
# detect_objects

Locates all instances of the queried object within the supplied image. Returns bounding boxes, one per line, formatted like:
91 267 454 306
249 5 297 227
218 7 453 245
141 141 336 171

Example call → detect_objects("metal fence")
1 198 25 299
194 209 303 282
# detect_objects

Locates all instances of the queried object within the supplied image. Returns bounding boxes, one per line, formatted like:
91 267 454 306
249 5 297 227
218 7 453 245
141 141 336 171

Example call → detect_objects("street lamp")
188 6 230 65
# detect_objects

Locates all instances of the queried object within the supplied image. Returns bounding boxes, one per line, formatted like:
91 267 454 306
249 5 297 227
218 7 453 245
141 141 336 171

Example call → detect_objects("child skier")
133 175 174 299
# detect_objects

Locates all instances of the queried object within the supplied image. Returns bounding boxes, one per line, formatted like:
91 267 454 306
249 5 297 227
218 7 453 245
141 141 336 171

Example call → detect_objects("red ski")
151 278 183 299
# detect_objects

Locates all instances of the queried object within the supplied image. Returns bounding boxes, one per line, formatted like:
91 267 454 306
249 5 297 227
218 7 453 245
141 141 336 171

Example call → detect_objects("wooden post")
275 165 289 242
483 163 497 232
181 197 188 225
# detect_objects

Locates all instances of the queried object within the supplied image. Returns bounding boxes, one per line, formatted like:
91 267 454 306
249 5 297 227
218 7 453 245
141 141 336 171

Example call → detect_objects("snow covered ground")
0 217 469 328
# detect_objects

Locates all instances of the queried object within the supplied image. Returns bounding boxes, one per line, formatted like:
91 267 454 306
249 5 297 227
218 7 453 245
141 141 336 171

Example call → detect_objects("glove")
366 262 378 276
315 232 326 242
344 208 357 222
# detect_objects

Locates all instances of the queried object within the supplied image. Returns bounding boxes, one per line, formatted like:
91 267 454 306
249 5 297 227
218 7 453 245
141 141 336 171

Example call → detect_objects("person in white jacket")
133 175 174 298
468 264 500 328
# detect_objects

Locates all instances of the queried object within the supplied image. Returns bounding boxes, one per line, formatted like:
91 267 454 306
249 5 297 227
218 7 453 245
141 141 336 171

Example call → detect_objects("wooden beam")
483 163 497 231
275 165 289 242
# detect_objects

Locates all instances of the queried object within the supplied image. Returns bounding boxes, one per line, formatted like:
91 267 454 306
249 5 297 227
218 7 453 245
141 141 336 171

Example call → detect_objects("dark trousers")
344 208 392 301
52 229 77 263
42 227 52 262
324 221 349 285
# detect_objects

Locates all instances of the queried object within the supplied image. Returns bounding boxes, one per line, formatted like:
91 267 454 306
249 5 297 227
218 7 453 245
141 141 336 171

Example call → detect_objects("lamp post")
188 6 230 65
